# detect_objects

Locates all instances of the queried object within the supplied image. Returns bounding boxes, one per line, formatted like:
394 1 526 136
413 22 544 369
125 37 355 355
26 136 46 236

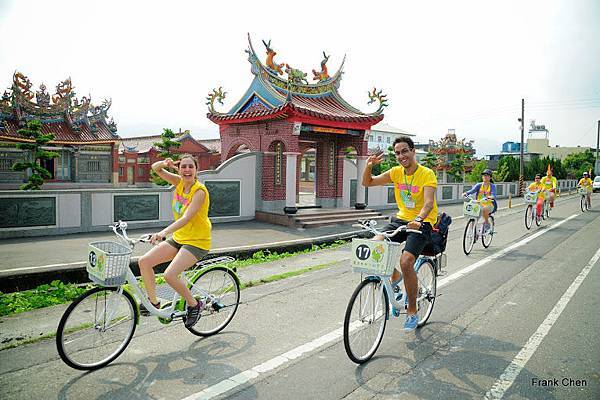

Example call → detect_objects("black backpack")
431 212 452 253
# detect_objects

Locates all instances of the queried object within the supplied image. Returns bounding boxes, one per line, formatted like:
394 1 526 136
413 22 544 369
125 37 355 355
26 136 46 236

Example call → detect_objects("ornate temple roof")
207 35 386 129
0 72 118 144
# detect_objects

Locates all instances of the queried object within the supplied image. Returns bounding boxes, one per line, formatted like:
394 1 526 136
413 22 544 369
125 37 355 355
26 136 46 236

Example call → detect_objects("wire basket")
463 201 482 218
524 192 538 204
351 238 402 277
578 187 590 195
86 241 132 286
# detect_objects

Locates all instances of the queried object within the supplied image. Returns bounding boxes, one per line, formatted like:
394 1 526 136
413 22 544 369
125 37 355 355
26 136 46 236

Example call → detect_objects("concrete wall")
196 152 257 222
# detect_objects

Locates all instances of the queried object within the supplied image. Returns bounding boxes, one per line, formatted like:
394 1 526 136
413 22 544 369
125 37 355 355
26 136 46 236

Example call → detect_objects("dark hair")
535 174 541 179
392 136 415 150
178 154 198 169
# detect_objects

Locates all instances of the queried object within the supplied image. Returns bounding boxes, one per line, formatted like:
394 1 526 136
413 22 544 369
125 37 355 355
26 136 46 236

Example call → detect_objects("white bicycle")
56 221 240 370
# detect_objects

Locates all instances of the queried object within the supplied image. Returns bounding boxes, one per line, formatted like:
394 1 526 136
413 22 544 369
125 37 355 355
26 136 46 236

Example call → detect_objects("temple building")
207 35 386 213
118 130 221 186
429 129 476 182
0 72 119 188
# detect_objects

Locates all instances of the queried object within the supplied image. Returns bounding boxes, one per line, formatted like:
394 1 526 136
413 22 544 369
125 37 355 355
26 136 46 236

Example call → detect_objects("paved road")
0 194 598 399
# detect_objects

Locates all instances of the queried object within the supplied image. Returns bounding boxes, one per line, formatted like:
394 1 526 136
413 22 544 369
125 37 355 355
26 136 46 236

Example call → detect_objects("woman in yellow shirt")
138 154 211 328
528 174 546 217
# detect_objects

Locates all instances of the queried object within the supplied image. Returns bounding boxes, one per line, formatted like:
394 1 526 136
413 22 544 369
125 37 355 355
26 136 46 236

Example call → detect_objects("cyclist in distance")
528 174 546 217
578 171 593 208
138 154 211 328
462 168 497 233
540 165 558 209
362 136 438 332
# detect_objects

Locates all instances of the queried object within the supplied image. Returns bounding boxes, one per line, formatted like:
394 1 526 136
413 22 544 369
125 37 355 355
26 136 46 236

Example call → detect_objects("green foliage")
0 281 91 317
562 149 595 178
151 128 181 185
421 151 438 170
11 120 59 190
466 159 488 183
524 156 565 180
448 152 469 183
492 155 520 182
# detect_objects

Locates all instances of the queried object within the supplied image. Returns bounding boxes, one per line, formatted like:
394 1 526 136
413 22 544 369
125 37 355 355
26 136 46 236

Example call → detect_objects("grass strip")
0 240 349 318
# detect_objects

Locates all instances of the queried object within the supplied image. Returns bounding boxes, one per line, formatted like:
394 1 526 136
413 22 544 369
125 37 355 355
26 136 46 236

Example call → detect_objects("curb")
0 229 367 293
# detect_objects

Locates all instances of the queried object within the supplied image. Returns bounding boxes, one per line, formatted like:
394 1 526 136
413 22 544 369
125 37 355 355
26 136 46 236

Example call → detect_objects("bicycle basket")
463 201 482 218
524 192 538 204
578 187 589 195
351 238 402 277
86 241 132 286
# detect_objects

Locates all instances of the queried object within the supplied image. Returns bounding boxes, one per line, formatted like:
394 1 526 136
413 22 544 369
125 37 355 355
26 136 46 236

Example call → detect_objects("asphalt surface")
0 193 598 399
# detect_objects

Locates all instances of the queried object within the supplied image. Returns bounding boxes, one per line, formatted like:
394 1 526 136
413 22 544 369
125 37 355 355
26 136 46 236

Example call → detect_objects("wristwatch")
414 216 423 223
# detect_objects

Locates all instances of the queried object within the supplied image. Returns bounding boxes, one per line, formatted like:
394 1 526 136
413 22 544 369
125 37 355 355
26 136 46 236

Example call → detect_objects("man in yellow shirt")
540 167 558 209
362 136 438 332
578 171 593 208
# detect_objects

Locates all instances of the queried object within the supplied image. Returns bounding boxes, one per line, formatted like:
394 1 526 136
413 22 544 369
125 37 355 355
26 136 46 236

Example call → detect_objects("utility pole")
518 99 525 195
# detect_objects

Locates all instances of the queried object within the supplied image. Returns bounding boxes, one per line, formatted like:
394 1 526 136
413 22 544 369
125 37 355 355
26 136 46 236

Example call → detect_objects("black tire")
482 216 495 248
415 261 436 327
525 205 533 230
56 287 137 370
535 207 542 226
185 266 240 337
581 196 586 212
343 278 388 364
463 219 476 255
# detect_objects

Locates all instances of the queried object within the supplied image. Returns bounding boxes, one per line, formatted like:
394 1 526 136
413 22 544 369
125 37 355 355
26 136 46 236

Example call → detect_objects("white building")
366 122 414 152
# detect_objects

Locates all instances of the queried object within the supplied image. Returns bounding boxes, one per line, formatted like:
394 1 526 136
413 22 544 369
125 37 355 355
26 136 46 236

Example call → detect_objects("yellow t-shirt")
528 182 545 199
477 183 494 207
389 165 438 224
172 180 211 250
578 178 593 188
540 175 557 190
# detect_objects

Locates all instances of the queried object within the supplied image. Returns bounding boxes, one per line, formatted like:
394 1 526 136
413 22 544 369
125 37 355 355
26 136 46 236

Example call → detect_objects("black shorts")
381 217 432 258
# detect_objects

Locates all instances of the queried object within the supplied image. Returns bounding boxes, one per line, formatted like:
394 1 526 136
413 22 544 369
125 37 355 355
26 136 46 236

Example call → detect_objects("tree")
495 155 520 182
562 149 595 178
448 152 468 183
11 120 59 190
466 159 488 182
150 128 181 186
421 151 438 170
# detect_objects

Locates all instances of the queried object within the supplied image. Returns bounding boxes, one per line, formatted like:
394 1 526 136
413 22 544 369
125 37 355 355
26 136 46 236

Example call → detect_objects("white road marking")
182 214 579 400
484 245 600 399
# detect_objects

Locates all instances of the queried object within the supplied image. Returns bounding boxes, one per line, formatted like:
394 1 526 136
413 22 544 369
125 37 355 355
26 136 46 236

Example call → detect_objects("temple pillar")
284 152 299 214
355 156 368 209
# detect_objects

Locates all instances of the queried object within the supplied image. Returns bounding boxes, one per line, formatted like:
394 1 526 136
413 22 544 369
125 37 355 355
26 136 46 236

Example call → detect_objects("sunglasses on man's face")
394 148 412 156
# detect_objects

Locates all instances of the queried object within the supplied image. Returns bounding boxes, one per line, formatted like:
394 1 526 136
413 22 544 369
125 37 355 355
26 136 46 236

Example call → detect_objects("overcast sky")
1 0 599 156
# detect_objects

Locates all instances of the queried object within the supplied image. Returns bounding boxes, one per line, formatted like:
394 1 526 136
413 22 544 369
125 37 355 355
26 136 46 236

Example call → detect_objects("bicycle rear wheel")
56 287 137 370
482 216 495 248
343 278 388 364
525 205 533 230
415 261 436 327
185 266 240 336
463 219 476 255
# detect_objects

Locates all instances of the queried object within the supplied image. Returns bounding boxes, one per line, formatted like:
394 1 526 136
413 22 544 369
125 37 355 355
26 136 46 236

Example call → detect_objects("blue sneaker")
403 314 418 332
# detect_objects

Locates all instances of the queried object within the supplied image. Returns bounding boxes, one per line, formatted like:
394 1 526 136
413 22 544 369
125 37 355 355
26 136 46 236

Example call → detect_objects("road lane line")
182 214 579 400
484 245 600 399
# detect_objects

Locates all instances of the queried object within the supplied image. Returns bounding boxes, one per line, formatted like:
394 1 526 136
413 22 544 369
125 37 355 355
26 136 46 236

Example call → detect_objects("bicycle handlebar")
354 219 422 239
110 221 155 245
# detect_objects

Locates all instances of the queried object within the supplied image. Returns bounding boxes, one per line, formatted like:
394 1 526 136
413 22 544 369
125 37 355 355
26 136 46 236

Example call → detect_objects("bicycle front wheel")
186 266 240 336
581 196 586 212
415 261 436 327
343 278 388 364
482 216 495 248
56 287 137 370
525 205 533 230
463 219 476 255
